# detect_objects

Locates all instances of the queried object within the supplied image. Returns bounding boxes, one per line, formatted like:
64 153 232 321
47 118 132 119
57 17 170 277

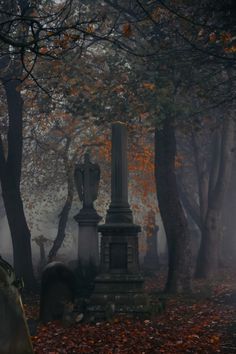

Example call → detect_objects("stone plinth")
75 208 101 268
99 224 140 273
74 152 101 269
89 222 148 318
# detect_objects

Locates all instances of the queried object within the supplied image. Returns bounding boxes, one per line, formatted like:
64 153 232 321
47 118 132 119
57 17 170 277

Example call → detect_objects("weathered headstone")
0 256 33 354
89 122 148 318
143 210 159 270
74 152 102 268
39 262 76 323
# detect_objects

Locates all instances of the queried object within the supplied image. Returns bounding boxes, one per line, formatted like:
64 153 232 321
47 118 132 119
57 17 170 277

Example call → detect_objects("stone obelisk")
89 122 147 318
105 123 133 224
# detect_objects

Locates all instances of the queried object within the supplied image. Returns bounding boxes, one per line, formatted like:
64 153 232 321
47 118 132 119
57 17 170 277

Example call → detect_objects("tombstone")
0 256 33 354
143 210 159 270
39 262 76 323
74 152 102 269
89 122 148 318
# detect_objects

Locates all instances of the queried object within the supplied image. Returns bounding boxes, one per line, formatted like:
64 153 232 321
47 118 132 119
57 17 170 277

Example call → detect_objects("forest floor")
23 268 236 354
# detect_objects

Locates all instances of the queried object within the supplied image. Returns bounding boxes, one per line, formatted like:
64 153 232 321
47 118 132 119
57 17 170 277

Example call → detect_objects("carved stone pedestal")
88 224 148 318
75 208 101 268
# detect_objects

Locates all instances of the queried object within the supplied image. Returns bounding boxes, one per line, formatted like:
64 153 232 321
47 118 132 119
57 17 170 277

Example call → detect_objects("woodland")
0 0 236 353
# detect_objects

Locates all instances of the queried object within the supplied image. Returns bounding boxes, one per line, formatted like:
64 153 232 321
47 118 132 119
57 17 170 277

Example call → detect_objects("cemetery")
1 1 236 353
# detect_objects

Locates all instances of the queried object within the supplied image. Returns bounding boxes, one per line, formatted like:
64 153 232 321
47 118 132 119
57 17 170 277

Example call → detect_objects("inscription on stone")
109 243 127 269
127 246 134 263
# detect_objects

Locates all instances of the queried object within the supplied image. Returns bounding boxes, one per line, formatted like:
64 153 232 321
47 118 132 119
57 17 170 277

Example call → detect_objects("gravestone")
39 262 76 323
74 152 102 268
143 210 159 270
0 256 33 354
89 122 148 318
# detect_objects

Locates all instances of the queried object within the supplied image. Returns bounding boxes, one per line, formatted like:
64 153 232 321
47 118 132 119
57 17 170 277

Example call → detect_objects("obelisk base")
88 274 149 319
87 223 149 319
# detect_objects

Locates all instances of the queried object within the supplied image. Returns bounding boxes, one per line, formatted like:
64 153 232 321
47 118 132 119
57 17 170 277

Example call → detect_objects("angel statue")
74 152 100 209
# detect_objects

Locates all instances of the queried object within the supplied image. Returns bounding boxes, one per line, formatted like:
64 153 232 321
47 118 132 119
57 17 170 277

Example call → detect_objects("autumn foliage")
23 269 236 354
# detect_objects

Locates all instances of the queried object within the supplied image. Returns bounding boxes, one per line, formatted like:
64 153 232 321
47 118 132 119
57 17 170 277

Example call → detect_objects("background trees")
102 0 236 290
0 0 110 288
0 0 37 289
0 0 235 294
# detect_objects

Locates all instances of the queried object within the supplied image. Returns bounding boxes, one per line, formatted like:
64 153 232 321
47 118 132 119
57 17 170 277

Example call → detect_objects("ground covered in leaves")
23 269 236 353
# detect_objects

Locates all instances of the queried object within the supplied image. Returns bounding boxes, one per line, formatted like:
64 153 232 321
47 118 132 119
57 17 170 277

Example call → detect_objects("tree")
178 113 235 277
155 119 192 292
0 0 37 289
104 0 236 287
195 116 235 277
0 185 5 220
0 0 110 288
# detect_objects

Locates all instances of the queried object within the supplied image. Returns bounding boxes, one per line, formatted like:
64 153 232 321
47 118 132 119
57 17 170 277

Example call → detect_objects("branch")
157 0 235 31
176 29 236 63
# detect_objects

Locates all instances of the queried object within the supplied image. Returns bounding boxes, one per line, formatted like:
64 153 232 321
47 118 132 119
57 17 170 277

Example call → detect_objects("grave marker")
39 262 76 323
0 256 33 354
89 122 148 318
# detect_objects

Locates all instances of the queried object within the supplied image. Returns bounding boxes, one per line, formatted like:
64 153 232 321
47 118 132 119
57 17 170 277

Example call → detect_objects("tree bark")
191 132 209 229
177 178 201 230
155 119 192 293
0 78 36 290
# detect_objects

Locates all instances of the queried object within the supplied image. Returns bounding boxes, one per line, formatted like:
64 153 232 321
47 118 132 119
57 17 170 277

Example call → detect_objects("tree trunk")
191 132 209 229
177 176 201 230
155 119 192 293
195 207 220 277
48 168 74 261
222 163 236 262
195 116 235 278
0 78 36 290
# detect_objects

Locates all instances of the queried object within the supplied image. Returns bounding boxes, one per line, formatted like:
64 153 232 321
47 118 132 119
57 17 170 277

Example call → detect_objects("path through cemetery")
23 269 236 354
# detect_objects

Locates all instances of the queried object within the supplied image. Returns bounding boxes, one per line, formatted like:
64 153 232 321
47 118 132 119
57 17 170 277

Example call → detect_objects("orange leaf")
143 82 156 91
221 31 231 43
209 32 216 42
122 23 132 37
39 47 48 54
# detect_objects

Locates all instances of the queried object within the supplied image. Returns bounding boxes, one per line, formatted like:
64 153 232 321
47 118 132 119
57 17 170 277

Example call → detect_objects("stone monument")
143 210 159 270
39 262 76 323
74 152 101 268
0 256 34 354
89 122 147 318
